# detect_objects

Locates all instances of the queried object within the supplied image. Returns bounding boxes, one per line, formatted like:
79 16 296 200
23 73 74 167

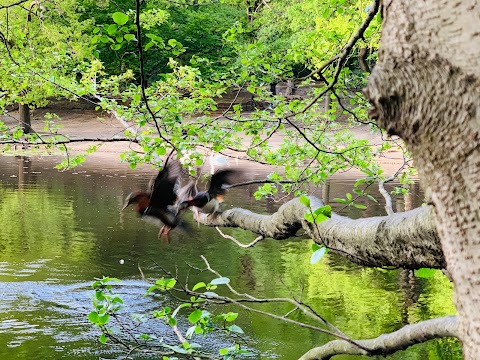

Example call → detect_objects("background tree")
0 0 93 132
82 0 245 79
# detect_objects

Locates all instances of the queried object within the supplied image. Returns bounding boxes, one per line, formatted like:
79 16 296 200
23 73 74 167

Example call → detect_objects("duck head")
122 191 150 212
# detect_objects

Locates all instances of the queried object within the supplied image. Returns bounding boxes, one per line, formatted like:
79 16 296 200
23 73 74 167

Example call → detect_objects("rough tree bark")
200 197 444 269
364 0 480 357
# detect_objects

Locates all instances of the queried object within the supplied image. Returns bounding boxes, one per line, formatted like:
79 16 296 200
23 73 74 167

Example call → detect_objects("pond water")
0 155 460 359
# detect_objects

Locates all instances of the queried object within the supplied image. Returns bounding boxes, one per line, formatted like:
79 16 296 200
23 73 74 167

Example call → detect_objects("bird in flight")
177 169 240 219
123 160 184 240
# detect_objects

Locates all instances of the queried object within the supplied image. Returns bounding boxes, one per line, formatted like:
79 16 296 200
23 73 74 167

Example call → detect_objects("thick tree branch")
199 197 444 269
299 316 458 360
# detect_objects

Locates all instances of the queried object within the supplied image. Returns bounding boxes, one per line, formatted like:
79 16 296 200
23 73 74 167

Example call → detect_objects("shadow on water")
0 156 460 359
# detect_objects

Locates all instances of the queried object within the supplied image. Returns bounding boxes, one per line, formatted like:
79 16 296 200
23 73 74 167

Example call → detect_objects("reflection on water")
0 156 460 359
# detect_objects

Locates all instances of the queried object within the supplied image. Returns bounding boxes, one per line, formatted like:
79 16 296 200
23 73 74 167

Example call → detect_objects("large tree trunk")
364 1 480 357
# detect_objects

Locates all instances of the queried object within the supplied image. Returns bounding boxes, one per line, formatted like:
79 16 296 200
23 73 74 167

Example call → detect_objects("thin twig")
378 179 394 215
378 157 410 215
215 227 264 248
198 256 370 351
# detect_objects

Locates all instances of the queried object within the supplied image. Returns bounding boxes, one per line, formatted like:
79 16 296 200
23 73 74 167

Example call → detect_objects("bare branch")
379 179 394 215
172 325 187 344
378 158 410 215
299 316 458 360
215 227 264 248
197 256 366 350
135 0 174 150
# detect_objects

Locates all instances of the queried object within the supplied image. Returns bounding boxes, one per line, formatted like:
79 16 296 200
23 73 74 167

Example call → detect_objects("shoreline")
0 106 407 180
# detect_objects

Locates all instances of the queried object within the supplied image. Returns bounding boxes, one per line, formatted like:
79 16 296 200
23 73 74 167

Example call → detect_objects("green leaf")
111 296 123 304
146 33 163 42
354 178 366 187
155 146 166 156
188 309 203 324
192 282 206 291
186 325 196 339
414 268 438 278
88 311 99 324
225 312 238 322
168 316 177 326
106 24 118 36
112 12 129 25
299 195 310 207
99 333 108 344
124 34 136 41
304 213 314 223
165 278 177 289
333 198 347 204
139 333 151 340
210 277 230 285
311 243 321 251
353 204 367 210
145 285 160 295
144 42 154 51
97 313 110 325
172 303 191 318
95 291 105 301
167 38 178 47
314 205 332 218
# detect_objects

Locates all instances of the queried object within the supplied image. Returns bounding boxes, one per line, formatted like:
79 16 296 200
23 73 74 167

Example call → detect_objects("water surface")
0 155 459 359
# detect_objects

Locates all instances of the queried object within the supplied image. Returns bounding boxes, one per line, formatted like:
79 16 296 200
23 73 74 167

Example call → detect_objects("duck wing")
207 169 240 198
149 161 181 208
176 181 197 204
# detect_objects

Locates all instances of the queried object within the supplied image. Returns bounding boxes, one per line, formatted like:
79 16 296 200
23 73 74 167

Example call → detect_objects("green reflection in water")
203 234 459 359
0 156 461 359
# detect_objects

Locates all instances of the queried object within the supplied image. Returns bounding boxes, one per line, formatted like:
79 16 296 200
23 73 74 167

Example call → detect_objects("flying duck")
177 169 239 218
123 160 182 239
